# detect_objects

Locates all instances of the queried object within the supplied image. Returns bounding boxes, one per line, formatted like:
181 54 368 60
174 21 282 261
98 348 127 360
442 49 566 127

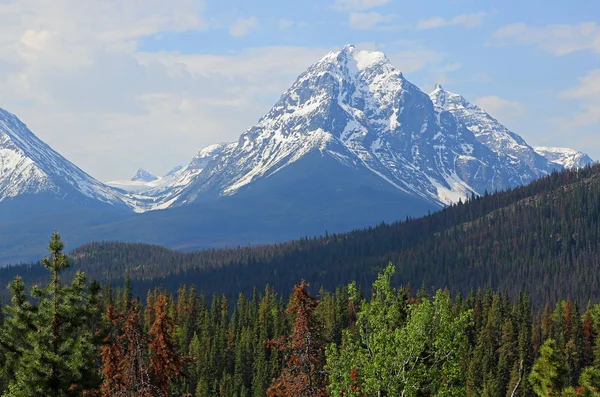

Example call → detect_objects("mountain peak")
320 45 392 74
433 83 444 91
131 169 157 182
164 165 183 177
341 44 356 53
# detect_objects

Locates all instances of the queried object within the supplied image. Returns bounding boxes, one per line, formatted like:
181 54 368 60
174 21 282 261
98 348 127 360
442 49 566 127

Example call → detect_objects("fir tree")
0 231 101 397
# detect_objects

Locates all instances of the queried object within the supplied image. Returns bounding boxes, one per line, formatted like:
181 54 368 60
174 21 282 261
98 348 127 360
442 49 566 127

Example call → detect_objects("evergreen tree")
0 232 101 397
267 280 326 397
529 339 568 396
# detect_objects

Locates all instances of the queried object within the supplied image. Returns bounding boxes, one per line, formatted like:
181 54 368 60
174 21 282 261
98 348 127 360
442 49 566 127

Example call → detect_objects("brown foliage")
149 294 185 396
267 280 326 397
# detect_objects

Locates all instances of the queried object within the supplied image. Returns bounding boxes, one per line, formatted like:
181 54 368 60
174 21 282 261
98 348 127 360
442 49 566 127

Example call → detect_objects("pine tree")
0 231 101 397
148 294 185 396
267 280 326 397
529 339 568 396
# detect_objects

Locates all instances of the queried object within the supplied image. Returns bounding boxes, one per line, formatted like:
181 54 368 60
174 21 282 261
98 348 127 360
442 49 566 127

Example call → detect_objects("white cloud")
558 69 600 126
387 48 445 73
491 22 600 55
561 69 600 99
417 12 487 30
474 96 525 120
349 12 394 30
0 0 333 180
333 0 391 11
229 17 259 37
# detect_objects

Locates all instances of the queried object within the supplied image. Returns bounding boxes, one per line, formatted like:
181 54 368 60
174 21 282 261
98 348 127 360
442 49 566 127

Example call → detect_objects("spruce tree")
0 231 101 397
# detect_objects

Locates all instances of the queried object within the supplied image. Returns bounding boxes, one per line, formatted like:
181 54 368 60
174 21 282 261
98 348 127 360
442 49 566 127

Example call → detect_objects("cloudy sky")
0 0 598 180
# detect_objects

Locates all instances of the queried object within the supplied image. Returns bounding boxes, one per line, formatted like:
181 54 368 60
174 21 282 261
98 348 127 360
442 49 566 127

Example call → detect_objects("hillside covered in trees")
2 233 600 396
3 163 600 306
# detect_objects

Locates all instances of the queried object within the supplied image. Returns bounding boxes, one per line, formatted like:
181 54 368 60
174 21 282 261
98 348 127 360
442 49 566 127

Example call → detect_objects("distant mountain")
534 146 594 169
164 165 184 177
131 169 158 182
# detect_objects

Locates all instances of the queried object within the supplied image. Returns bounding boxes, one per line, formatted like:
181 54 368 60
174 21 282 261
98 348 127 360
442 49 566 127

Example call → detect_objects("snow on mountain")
534 147 594 169
164 165 183 177
3 45 591 216
119 45 592 210
108 142 235 211
142 44 568 208
429 84 559 182
0 107 131 207
131 169 158 182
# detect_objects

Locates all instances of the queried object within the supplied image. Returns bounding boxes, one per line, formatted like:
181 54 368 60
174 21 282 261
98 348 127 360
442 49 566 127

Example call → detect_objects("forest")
2 232 600 396
2 163 600 306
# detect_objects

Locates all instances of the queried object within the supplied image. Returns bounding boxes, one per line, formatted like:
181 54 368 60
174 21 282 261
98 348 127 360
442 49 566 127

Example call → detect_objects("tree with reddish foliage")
582 311 595 368
100 305 124 397
149 294 185 396
267 280 326 397
100 300 159 397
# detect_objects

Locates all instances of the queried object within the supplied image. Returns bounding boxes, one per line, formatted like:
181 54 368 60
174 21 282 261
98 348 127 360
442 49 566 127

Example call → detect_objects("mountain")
134 45 579 210
429 84 560 181
0 108 136 223
131 169 158 182
3 162 600 306
0 44 595 263
534 146 594 169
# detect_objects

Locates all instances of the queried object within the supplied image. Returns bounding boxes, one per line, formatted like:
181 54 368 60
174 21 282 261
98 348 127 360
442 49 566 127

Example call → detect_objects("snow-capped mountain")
131 169 158 182
534 147 594 169
0 107 131 208
2 44 592 219
429 84 560 181
135 45 588 210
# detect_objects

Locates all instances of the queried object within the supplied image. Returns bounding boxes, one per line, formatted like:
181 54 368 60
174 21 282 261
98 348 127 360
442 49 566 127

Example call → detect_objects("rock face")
429 84 560 181
534 147 594 169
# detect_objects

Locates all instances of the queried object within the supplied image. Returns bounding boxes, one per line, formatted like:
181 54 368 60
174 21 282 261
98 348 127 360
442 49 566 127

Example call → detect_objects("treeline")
4 233 600 396
3 163 600 306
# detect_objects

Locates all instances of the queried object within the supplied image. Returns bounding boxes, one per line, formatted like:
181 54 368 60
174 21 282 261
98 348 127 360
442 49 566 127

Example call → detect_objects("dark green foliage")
0 232 101 396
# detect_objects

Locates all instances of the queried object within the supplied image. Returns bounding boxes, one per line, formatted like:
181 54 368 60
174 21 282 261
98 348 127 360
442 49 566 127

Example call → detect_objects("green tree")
0 232 101 397
529 338 568 397
326 264 471 397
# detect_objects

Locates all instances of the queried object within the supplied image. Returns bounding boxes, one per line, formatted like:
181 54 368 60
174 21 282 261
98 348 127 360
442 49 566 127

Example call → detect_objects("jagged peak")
131 169 158 182
319 44 393 73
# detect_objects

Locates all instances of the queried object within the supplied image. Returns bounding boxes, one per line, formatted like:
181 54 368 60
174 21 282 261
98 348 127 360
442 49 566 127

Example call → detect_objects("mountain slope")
0 108 132 210
429 84 560 182
535 146 594 169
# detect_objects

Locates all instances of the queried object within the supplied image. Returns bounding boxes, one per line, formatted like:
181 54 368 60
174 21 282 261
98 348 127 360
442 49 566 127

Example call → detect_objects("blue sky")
0 0 598 180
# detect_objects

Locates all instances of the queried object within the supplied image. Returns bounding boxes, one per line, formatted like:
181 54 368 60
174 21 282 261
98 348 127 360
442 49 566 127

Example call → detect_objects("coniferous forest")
3 232 600 396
